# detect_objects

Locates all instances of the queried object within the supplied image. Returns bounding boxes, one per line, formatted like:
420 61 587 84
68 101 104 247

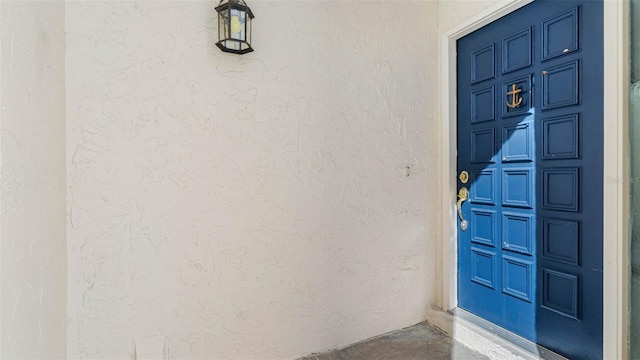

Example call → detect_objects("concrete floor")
299 322 487 360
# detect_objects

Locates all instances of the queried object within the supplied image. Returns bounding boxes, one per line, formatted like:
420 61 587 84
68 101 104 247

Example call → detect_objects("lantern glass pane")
225 39 241 52
230 8 246 41
218 9 230 40
246 17 251 44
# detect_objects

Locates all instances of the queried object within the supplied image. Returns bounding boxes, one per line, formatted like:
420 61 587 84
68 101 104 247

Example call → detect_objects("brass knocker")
506 84 523 109
457 187 469 231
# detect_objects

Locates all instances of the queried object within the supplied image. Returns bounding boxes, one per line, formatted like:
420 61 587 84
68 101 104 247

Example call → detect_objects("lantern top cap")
216 0 255 19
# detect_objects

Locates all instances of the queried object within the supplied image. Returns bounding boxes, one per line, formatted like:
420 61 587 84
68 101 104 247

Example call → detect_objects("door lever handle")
457 187 469 231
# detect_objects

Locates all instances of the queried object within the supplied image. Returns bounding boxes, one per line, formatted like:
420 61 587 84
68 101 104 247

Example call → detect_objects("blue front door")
456 1 603 359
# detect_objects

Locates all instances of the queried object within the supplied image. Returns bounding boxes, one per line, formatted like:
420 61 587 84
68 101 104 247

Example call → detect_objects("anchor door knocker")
506 84 523 109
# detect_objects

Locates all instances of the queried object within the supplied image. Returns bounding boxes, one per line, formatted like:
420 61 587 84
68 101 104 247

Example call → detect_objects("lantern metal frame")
215 0 255 55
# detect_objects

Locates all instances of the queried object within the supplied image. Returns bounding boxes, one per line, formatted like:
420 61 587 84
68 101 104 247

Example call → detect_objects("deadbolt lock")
459 170 469 184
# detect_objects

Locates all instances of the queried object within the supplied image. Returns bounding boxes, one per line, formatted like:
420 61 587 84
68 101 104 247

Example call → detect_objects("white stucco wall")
66 1 439 358
438 0 502 34
0 1 67 358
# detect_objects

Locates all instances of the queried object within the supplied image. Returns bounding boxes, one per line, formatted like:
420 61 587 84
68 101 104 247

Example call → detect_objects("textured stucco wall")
438 0 502 34
66 1 439 358
0 1 67 358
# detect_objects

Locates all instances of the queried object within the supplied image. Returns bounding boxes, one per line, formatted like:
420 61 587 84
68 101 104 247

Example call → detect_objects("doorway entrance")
456 1 603 358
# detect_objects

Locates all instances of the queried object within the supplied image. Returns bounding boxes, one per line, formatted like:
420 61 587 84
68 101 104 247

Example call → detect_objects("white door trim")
602 1 629 359
438 1 629 359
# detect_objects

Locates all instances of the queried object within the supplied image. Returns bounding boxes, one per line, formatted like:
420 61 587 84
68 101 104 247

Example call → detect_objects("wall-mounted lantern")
215 0 254 54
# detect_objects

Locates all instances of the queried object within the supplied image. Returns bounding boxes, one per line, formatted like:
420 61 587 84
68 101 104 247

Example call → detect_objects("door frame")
438 0 629 358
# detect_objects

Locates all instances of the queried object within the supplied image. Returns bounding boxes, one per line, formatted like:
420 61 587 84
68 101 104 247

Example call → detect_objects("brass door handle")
457 187 469 231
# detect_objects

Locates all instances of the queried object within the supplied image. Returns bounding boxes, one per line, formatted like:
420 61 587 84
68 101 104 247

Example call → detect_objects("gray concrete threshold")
298 321 488 360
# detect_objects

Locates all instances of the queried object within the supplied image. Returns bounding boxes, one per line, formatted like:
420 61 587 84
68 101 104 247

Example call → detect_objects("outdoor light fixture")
215 0 254 54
